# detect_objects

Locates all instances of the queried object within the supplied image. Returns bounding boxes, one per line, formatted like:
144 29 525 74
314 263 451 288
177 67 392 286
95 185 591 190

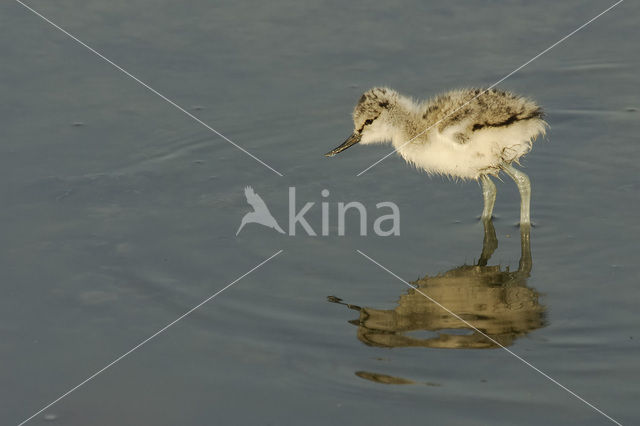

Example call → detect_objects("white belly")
396 120 545 179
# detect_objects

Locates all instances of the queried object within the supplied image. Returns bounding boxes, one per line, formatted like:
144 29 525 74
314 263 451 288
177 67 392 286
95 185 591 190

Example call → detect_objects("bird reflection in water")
329 221 545 350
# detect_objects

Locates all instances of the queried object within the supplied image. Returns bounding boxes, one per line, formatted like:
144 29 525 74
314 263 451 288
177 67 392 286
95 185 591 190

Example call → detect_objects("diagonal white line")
15 0 284 177
17 250 283 426
356 249 622 425
356 0 624 176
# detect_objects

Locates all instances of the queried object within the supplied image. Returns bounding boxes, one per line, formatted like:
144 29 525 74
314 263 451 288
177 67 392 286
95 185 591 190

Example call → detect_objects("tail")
271 221 285 234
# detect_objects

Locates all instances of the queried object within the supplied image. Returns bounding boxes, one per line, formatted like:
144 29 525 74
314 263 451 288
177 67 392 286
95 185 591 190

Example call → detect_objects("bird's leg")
501 163 531 226
480 174 497 220
477 218 498 266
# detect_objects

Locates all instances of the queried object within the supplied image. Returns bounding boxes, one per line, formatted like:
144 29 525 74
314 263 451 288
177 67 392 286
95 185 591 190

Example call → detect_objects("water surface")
1 0 638 425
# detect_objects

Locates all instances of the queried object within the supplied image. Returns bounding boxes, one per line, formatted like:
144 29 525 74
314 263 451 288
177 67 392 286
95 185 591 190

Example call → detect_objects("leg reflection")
478 218 498 267
518 224 532 276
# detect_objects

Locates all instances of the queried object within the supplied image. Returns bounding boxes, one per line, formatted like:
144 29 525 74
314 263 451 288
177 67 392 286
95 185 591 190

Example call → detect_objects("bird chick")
326 87 547 225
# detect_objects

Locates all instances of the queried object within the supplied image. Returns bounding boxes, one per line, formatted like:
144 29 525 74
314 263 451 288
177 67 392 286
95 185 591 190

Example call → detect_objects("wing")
244 186 270 212
468 89 544 131
425 89 544 134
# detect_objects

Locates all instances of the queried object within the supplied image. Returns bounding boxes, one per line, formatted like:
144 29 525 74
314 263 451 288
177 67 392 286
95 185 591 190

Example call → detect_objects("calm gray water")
2 0 639 425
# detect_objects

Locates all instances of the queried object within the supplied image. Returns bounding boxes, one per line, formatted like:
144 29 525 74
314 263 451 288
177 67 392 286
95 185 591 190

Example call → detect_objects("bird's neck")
388 99 424 150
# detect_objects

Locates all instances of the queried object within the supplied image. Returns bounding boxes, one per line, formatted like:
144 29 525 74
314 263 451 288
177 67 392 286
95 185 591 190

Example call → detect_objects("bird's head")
325 87 398 157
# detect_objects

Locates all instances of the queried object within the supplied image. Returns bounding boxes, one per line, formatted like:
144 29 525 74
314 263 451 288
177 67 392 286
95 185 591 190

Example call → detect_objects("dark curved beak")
325 133 361 157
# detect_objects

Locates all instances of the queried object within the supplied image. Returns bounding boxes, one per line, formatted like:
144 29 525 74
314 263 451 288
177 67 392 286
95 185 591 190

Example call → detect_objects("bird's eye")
357 116 378 133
